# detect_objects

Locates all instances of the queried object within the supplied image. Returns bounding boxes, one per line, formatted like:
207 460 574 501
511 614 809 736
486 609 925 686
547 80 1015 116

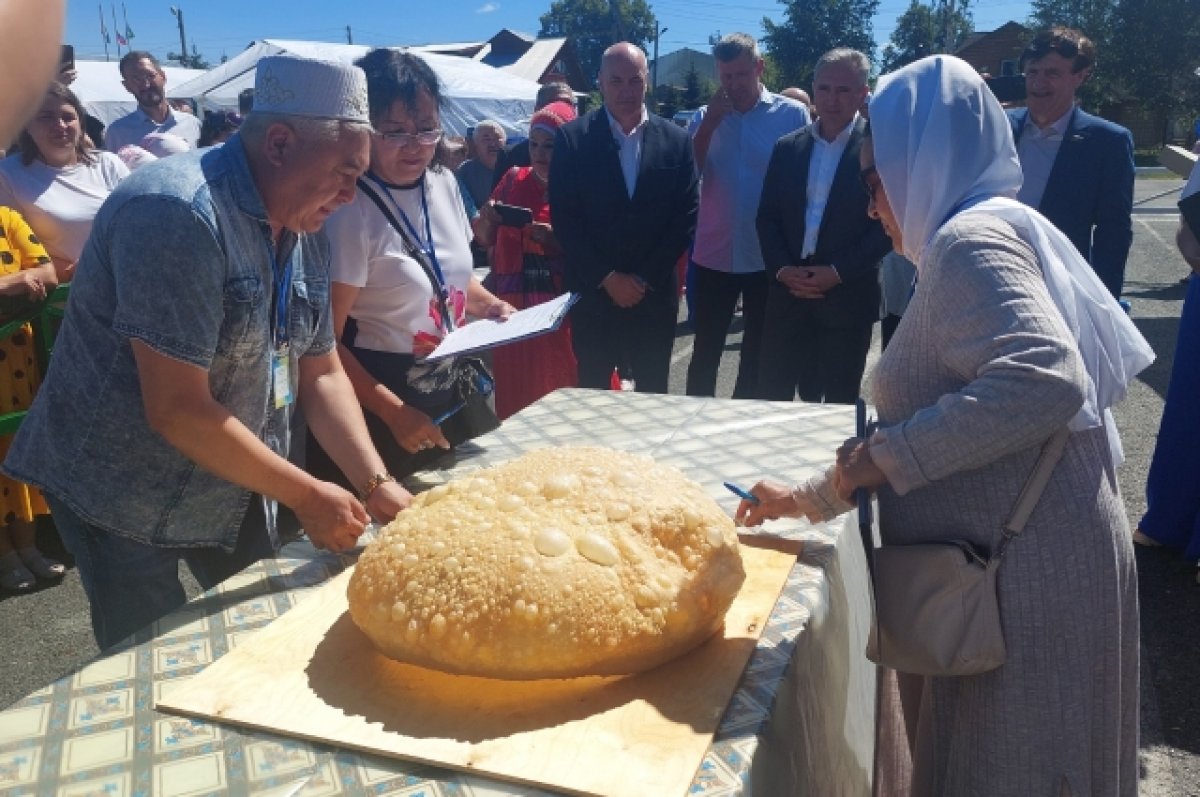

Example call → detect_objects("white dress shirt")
802 114 857 258
104 106 203 153
607 107 649 198
1015 107 1073 207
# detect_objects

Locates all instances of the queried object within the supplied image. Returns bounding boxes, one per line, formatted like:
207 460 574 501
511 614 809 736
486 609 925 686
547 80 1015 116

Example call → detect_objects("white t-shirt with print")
325 168 474 355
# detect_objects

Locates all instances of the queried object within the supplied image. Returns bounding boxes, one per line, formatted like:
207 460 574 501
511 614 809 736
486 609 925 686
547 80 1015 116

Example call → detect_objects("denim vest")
3 135 334 548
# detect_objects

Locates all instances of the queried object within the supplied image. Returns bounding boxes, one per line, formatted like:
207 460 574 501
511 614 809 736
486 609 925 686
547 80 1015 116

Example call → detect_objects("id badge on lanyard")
269 244 295 410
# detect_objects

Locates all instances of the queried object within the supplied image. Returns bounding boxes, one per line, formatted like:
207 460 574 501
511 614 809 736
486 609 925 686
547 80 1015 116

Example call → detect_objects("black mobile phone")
493 202 533 228
60 44 75 72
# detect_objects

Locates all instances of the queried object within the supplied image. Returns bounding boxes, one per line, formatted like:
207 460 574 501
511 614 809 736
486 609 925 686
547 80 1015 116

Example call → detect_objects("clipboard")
425 292 579 361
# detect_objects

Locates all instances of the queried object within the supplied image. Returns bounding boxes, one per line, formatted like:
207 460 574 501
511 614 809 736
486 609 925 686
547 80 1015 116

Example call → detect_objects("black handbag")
355 177 500 445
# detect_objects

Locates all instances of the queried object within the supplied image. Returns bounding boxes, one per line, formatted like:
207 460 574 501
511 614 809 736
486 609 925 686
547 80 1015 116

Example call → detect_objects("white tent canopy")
72 60 208 126
171 40 541 137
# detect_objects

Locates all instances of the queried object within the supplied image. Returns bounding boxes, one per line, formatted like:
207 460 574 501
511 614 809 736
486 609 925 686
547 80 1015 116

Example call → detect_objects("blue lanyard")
266 237 294 350
366 173 447 292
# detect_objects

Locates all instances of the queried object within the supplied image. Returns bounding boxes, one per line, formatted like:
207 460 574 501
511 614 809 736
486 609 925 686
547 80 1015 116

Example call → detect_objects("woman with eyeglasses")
306 49 513 485
0 82 128 282
738 55 1150 794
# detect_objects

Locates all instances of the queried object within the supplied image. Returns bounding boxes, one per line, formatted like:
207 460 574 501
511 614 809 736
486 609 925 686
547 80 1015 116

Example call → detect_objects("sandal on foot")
1 562 35 591
18 550 65 580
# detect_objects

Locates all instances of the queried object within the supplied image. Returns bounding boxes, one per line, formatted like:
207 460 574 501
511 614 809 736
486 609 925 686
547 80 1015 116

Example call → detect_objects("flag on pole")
110 4 122 54
122 3 135 40
99 3 110 44
116 31 128 47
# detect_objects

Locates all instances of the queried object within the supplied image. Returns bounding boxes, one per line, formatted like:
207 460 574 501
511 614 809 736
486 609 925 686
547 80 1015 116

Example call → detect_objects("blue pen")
723 481 760 505
431 400 466 426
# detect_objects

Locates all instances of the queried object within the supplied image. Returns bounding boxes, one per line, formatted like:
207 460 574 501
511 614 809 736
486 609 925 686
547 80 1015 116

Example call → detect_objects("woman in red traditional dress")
476 101 578 419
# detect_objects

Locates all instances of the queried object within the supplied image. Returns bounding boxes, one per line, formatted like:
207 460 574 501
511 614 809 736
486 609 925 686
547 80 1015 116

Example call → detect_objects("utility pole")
346 25 353 45
652 23 669 93
170 6 189 67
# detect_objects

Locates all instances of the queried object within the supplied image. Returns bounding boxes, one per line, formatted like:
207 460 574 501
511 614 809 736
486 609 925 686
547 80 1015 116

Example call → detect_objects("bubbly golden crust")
346 447 746 679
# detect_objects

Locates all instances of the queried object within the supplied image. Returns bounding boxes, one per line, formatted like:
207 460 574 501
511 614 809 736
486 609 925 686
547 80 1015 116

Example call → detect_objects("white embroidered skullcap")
253 54 369 123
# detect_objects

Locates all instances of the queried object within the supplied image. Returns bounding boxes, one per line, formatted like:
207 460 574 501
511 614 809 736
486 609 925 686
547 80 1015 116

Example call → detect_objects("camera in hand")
493 202 533 228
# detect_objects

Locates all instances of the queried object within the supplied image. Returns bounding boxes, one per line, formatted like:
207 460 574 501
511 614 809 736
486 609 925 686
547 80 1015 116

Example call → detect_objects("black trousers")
570 293 677 393
757 287 875 404
685 265 767 398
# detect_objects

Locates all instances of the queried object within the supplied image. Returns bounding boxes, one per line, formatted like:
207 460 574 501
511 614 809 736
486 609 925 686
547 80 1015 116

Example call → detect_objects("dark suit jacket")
549 108 698 308
755 119 891 322
1008 107 1135 298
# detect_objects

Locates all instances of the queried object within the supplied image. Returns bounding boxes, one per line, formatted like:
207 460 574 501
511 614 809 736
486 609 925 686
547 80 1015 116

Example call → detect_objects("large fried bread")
346 447 746 679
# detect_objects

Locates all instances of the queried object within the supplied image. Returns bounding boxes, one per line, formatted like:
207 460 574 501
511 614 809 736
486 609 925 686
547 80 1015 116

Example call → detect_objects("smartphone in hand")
60 44 75 73
493 202 533 228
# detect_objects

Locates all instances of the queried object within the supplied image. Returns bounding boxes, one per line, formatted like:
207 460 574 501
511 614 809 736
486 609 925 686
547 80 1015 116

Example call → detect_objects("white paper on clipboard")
425 292 579 361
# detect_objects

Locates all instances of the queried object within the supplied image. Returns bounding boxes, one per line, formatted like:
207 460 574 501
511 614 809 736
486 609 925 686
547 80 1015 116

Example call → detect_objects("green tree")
682 63 715 110
539 0 656 81
1108 0 1200 131
761 0 880 89
881 0 973 73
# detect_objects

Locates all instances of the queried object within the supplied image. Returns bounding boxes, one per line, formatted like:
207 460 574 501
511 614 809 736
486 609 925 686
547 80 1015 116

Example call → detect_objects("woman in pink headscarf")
476 100 578 418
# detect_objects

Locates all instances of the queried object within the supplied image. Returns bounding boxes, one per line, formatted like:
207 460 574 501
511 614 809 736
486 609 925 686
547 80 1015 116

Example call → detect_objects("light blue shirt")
689 88 809 273
104 106 203 152
1015 107 1073 207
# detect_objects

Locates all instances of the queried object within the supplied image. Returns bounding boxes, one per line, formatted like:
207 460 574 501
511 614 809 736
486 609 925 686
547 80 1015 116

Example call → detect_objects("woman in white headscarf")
738 55 1150 795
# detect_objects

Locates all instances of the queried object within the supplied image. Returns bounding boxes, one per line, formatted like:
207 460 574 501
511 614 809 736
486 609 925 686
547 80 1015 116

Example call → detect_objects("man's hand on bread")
294 481 371 552
365 480 413 525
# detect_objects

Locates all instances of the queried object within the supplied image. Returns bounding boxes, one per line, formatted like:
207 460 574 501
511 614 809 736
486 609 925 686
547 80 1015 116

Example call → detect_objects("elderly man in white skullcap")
4 54 414 651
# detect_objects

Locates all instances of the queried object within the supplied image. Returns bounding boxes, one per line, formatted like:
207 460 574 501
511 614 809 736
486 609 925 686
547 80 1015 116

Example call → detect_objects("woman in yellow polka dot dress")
0 205 63 591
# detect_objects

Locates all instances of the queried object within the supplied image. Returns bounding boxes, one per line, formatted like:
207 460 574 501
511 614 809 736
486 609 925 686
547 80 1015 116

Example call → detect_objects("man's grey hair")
472 119 506 142
240 111 373 145
815 48 871 87
713 33 759 63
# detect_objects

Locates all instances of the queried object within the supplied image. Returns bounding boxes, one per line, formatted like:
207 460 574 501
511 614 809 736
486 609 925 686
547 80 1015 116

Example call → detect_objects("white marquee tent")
71 60 208 126
171 40 541 136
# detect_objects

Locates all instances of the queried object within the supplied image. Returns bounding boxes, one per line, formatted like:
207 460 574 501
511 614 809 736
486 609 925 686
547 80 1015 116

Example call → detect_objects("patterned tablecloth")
0 390 876 797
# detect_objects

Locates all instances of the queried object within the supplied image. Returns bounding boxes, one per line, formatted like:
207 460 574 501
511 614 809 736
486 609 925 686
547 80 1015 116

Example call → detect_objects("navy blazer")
1008 107 1134 298
549 108 698 303
755 118 891 322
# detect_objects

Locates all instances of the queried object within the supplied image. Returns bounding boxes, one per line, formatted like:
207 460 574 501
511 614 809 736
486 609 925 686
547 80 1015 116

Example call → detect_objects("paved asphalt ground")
2 173 1197 794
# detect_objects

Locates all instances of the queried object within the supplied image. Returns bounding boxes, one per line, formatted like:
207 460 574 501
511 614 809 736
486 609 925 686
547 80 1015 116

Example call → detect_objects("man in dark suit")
755 48 891 404
1008 27 1134 300
549 42 698 393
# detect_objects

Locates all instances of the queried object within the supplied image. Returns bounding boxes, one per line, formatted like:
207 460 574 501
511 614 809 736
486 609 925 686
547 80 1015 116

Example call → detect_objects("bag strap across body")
858 426 1070 571
992 426 1071 561
356 176 459 334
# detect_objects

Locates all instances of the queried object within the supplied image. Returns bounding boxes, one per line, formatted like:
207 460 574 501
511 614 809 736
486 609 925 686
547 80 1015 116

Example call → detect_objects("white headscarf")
868 55 1153 455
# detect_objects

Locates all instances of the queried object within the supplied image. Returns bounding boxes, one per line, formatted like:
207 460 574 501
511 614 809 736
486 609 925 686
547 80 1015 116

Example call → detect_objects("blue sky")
67 0 1033 67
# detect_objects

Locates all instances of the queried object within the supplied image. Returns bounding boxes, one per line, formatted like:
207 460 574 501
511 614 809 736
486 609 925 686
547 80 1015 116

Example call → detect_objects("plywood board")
157 541 798 797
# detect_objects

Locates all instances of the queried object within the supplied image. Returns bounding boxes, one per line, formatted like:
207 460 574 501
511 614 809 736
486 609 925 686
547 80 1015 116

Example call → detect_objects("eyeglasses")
376 129 444 147
860 165 883 203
